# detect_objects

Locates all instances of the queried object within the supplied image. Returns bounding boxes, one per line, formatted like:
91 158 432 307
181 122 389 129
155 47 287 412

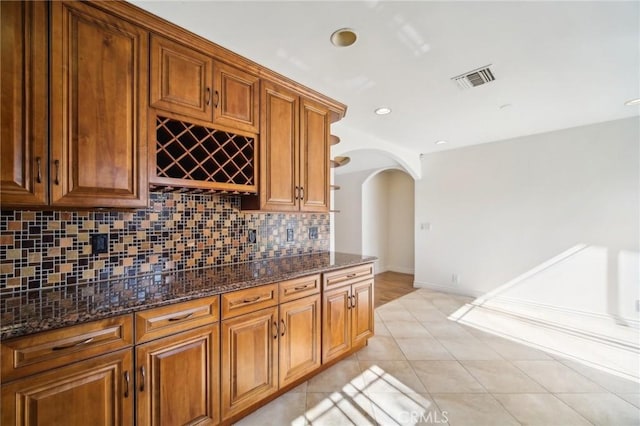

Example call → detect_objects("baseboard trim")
413 280 484 298
386 265 415 274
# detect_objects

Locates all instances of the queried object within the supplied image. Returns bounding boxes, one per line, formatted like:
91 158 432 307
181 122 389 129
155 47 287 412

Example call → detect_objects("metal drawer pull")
124 371 130 398
273 321 278 339
351 295 357 308
54 159 60 185
167 312 194 322
300 187 304 200
36 157 42 183
293 284 310 291
52 337 94 351
206 87 211 106
346 273 357 278
295 186 299 200
140 366 146 392
213 90 219 108
242 296 261 304
280 319 286 337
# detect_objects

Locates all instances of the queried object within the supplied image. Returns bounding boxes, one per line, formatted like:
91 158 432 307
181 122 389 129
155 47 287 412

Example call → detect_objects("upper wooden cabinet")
0 1 48 207
254 81 299 211
213 61 260 133
149 36 259 133
48 1 148 208
150 35 213 122
0 1 148 209
242 81 330 212
1 0 344 209
300 98 331 212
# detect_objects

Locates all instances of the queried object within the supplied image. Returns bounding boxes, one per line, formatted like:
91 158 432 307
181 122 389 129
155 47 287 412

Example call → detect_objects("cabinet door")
279 295 321 388
352 280 375 346
50 1 148 208
136 325 219 426
259 81 299 211
1 349 134 426
299 98 330 212
322 286 352 363
0 1 48 206
213 61 259 132
150 35 213 122
221 307 278 420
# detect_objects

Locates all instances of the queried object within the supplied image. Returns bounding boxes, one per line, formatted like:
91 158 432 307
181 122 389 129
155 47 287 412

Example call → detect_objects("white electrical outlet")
452 274 459 284
636 299 640 312
420 222 431 231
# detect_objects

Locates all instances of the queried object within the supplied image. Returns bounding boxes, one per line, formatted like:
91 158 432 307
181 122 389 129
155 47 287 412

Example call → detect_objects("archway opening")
361 169 415 274
332 148 415 276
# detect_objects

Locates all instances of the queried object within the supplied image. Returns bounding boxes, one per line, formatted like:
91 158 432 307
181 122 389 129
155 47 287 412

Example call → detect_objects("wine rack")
153 116 256 193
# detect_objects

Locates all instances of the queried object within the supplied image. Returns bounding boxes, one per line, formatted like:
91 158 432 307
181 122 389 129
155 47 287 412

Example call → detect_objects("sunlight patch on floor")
450 303 640 382
295 365 446 426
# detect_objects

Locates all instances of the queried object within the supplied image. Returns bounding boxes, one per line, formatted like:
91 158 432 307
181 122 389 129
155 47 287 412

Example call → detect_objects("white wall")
362 171 390 272
387 170 415 274
415 117 640 322
334 169 371 256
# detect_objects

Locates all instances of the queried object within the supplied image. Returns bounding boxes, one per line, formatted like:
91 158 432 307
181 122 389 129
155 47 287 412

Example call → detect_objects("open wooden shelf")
330 156 350 168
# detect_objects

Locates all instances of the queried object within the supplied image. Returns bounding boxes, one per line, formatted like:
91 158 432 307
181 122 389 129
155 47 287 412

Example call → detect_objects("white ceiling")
133 0 639 168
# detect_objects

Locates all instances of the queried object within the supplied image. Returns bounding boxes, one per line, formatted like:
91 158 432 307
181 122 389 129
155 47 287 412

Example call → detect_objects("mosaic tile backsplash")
0 192 330 293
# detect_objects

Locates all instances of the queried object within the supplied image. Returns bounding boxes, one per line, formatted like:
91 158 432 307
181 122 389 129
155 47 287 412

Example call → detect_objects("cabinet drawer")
323 263 374 290
135 296 219 344
1 314 133 383
279 274 320 303
221 284 278 320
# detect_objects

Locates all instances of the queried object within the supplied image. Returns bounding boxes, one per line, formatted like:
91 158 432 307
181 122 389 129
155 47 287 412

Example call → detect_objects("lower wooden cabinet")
322 285 352 362
351 280 375 347
1 264 374 425
221 289 322 421
136 325 220 426
221 306 278 420
1 349 134 426
279 294 321 388
322 278 374 363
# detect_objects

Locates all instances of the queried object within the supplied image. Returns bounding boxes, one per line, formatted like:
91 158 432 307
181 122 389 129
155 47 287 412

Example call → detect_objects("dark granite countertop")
1 252 375 340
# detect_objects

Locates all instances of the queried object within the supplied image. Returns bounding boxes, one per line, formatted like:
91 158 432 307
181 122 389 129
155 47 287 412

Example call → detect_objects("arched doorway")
332 148 414 275
361 168 415 274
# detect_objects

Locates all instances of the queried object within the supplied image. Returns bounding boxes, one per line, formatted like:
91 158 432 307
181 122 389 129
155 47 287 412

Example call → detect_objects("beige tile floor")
235 288 640 426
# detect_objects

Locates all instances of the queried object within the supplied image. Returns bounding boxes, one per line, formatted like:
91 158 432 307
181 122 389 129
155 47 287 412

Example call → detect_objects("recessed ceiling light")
435 140 448 145
624 98 640 106
330 28 357 47
374 107 391 115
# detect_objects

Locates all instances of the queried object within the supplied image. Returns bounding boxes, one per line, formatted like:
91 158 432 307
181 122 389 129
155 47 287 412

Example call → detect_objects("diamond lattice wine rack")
152 116 257 193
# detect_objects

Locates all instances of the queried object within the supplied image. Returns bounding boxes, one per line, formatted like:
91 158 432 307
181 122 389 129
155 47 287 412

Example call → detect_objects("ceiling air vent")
452 65 495 89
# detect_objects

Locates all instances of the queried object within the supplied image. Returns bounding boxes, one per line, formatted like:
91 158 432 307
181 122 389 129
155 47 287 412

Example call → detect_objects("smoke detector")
452 65 495 89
